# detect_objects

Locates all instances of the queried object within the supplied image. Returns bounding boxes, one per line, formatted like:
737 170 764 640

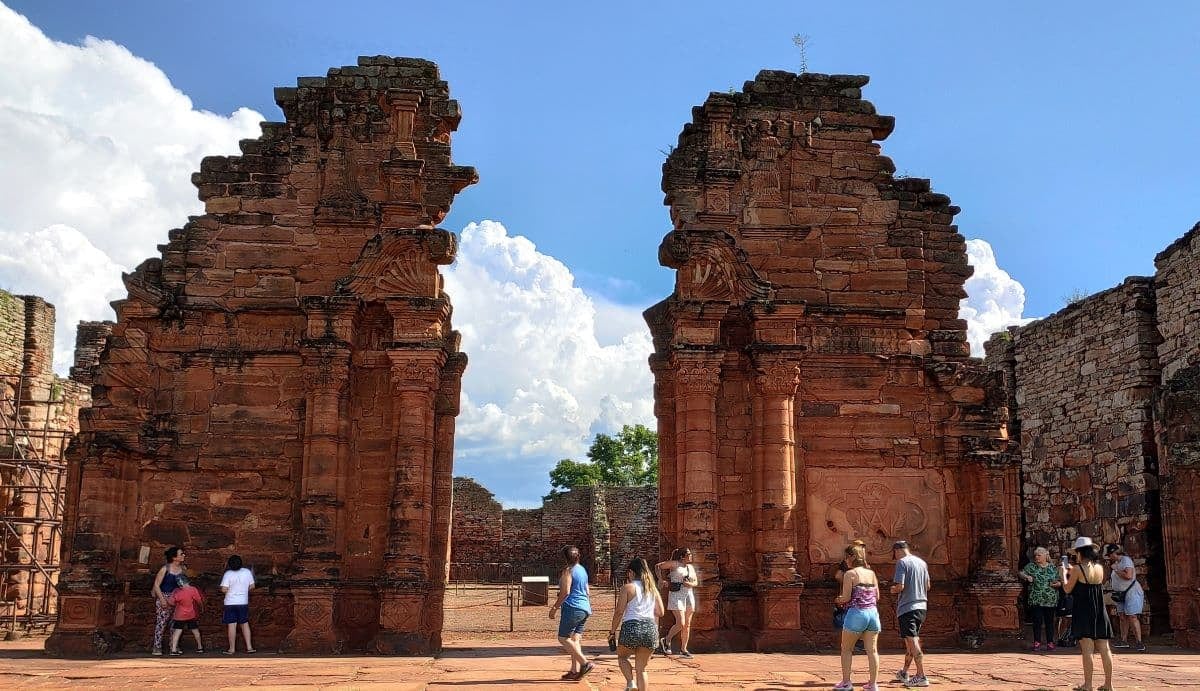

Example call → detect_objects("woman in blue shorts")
548 545 593 680
833 544 881 691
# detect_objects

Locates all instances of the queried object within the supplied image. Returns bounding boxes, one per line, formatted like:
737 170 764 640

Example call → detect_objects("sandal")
577 662 595 678
245 648 257 654
222 650 235 655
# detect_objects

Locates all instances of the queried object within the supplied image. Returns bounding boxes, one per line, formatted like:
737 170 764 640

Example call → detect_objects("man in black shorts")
890 541 930 688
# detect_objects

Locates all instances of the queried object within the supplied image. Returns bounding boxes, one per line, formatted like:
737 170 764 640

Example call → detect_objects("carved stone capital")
674 356 722 395
754 359 800 396
388 352 444 391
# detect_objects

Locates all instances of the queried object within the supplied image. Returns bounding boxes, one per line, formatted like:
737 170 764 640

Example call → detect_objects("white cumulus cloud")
444 221 655 506
0 2 262 369
961 238 1031 356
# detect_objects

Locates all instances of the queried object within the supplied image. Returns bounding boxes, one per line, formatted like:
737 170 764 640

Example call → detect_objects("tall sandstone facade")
646 71 1019 651
47 58 476 655
984 222 1199 643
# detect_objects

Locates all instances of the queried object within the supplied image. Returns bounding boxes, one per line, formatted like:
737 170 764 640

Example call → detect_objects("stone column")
424 351 466 648
963 451 1023 637
283 342 350 651
672 350 722 643
650 354 677 556
751 355 804 649
374 349 443 653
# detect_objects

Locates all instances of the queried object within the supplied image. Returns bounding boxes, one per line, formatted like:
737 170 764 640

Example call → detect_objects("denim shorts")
557 604 589 637
843 606 881 634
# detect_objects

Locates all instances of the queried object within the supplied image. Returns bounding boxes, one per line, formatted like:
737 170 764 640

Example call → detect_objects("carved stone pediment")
336 229 457 300
660 231 772 304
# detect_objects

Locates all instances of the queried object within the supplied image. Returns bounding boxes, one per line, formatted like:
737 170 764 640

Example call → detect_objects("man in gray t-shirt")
890 540 931 687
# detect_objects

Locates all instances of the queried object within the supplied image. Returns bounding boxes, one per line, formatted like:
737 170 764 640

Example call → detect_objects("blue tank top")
161 569 181 595
563 564 591 613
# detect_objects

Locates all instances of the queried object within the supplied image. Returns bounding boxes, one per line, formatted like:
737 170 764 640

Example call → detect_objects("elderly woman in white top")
655 547 698 658
609 558 665 691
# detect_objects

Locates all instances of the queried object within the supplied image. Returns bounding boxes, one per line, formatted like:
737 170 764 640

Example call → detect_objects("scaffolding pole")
0 373 71 636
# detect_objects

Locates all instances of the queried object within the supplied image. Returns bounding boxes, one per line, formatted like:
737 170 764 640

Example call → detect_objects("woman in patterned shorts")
609 558 665 691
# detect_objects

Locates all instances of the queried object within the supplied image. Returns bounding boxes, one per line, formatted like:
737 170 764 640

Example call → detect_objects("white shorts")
667 587 696 612
1116 586 1144 616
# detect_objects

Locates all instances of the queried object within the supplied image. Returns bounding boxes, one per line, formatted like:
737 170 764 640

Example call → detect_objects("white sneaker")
905 675 930 688
894 670 909 683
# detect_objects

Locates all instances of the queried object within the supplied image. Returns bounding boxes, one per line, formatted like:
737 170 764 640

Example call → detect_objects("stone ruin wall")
1152 223 1200 646
47 57 476 656
985 221 1200 645
449 477 659 585
648 71 1020 651
0 289 111 627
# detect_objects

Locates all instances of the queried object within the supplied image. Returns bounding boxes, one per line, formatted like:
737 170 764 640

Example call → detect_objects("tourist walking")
655 547 698 657
833 539 868 652
609 558 665 691
1062 536 1114 691
167 575 205 655
833 544 881 691
890 540 930 688
549 545 593 680
150 545 186 655
1019 546 1062 651
1104 543 1146 652
220 555 256 654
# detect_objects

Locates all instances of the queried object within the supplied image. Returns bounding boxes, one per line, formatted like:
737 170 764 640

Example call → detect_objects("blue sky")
2 2 1198 505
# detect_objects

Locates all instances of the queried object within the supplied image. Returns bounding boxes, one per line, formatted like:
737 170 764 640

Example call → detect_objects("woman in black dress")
1061 537 1113 691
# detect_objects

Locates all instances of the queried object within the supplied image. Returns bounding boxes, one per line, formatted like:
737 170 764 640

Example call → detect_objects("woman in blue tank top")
549 545 593 680
150 546 187 656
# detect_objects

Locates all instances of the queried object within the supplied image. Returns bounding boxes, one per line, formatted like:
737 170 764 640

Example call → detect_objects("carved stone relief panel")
805 468 948 565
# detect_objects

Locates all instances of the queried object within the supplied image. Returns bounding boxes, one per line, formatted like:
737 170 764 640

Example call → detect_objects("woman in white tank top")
655 547 698 657
609 558 665 691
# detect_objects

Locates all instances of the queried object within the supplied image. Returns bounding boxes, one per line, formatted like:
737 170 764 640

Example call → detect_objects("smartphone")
1060 555 1069 567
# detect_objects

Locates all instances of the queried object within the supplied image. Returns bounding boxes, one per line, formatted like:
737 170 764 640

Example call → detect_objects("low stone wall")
450 478 659 585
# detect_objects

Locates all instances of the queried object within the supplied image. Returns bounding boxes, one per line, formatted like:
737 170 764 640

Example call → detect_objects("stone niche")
46 57 476 656
646 71 1019 651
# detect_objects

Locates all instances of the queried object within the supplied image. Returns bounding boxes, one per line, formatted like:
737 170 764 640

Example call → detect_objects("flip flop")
222 650 235 655
245 649 257 654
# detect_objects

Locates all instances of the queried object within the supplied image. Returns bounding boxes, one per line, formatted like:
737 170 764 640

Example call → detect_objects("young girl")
834 544 881 691
220 554 256 654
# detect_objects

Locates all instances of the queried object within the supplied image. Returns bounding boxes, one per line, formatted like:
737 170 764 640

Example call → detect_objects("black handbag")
669 581 682 592
1111 581 1135 603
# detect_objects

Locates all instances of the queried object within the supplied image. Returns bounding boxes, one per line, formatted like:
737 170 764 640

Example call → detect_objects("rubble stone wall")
449 479 659 585
985 279 1165 626
1153 223 1200 646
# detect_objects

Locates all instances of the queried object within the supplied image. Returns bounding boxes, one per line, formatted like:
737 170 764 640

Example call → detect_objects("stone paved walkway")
0 638 1197 689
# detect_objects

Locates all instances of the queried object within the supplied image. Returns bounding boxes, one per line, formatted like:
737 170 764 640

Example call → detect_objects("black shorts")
171 619 199 630
898 609 926 638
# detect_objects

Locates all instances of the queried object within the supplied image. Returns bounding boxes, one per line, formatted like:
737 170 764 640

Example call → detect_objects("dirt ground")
442 583 620 640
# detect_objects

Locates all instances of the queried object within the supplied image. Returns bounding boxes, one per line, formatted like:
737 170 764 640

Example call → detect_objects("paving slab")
0 637 1197 688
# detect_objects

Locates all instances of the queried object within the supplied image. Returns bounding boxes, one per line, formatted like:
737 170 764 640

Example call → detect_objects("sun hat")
1071 536 1094 550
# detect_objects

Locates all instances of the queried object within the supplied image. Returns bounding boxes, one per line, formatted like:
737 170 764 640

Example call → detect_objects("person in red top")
168 575 205 655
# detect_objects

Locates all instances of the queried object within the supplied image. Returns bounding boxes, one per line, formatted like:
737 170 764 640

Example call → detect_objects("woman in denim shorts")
834 544 882 691
609 558 665 691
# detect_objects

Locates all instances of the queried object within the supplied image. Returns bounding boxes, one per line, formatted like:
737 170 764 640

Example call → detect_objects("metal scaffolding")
0 374 70 635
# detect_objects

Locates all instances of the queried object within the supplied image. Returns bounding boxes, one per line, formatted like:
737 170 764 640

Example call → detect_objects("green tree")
546 424 658 496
